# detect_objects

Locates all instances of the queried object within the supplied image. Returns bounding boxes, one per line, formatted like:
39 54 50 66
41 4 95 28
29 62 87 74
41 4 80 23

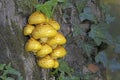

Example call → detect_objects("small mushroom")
23 24 35 36
48 19 60 30
25 38 42 52
36 44 52 57
53 59 59 68
37 55 55 68
50 46 67 59
28 11 46 24
47 32 66 47
32 23 57 39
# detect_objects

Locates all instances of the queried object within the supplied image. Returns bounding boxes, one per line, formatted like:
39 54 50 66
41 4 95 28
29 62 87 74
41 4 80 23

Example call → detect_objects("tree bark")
0 0 102 80
0 0 45 80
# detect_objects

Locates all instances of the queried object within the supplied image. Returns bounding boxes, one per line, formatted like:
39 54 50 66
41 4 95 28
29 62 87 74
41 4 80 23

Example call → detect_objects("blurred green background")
102 0 120 80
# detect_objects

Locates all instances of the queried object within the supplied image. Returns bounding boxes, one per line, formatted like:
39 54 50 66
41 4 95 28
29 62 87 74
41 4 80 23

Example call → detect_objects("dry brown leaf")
87 64 99 73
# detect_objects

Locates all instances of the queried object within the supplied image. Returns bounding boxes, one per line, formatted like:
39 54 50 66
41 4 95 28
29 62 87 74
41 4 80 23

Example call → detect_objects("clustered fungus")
23 11 67 69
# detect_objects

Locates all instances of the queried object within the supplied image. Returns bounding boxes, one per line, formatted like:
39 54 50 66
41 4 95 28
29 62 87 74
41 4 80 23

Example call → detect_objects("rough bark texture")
0 0 43 80
0 0 102 80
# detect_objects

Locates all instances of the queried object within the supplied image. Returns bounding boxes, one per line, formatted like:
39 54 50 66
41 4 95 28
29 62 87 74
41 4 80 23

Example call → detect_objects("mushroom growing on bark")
28 11 46 24
36 44 52 57
50 46 67 59
48 19 60 30
37 55 55 68
25 38 42 52
53 59 59 68
47 32 66 48
23 24 35 36
32 23 57 39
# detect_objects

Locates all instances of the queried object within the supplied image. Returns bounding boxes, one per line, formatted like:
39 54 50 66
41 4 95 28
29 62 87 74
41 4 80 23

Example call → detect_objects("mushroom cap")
36 44 52 57
48 20 60 30
40 38 48 43
50 46 67 59
28 11 46 24
32 23 57 39
53 60 59 68
25 38 42 52
37 55 55 68
23 24 35 36
45 16 50 22
47 32 66 46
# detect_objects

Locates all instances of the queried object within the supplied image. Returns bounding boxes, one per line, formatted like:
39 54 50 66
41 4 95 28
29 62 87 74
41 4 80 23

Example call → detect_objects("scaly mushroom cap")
28 11 46 24
25 38 42 52
48 20 60 30
37 55 55 68
47 32 66 46
32 23 57 39
50 46 67 59
23 24 35 36
53 60 59 68
36 44 52 57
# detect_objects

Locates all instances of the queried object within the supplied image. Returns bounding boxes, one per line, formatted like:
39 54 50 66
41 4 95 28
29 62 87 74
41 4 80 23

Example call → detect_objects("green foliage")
88 23 114 46
72 24 86 37
95 51 108 67
0 64 6 70
114 37 120 53
35 0 57 18
81 43 94 57
74 0 120 73
51 60 80 80
35 0 65 18
109 59 120 72
79 7 97 23
76 0 87 13
58 72 80 80
60 0 73 9
0 63 23 80
51 60 73 75
114 43 120 53
105 14 115 24
58 60 73 75
57 0 66 2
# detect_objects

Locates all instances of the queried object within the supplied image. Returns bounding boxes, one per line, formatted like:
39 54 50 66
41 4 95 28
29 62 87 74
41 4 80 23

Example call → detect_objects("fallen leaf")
87 64 99 73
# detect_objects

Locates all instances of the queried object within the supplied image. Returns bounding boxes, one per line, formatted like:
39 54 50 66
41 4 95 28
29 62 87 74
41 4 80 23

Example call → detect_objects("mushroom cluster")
23 11 67 69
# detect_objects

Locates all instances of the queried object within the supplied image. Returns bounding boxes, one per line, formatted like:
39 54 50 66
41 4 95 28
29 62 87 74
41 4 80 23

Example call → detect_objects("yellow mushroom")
53 60 59 68
25 38 42 52
23 11 67 69
40 38 48 43
45 16 50 22
50 46 67 59
36 44 52 57
47 32 66 47
23 24 35 36
48 19 60 30
37 55 55 68
32 23 57 39
28 11 46 24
